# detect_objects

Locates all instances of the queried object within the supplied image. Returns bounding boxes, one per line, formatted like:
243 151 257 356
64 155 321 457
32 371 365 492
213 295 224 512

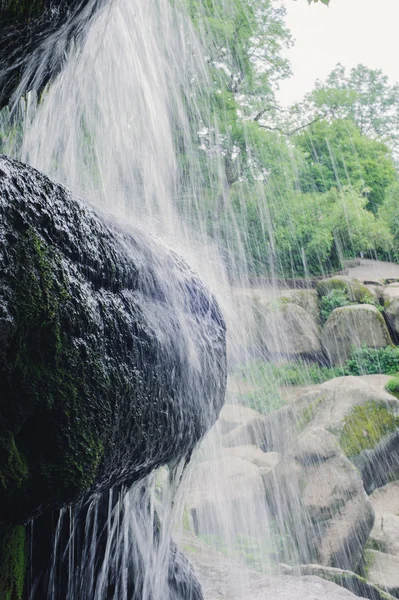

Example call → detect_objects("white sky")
276 0 399 106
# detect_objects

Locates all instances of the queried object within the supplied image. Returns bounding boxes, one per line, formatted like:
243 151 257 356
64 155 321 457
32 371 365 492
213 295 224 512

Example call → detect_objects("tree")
304 64 399 146
293 118 396 212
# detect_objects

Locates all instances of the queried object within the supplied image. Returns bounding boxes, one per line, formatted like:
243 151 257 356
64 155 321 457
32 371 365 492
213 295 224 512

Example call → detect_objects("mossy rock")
256 302 321 357
322 305 393 366
0 155 226 524
317 277 375 304
280 563 397 600
339 401 399 458
0 525 26 600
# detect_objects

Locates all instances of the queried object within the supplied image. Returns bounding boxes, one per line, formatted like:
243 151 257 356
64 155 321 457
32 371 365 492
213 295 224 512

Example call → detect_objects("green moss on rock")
2 0 45 20
0 525 26 600
0 155 226 525
339 401 399 458
317 277 375 304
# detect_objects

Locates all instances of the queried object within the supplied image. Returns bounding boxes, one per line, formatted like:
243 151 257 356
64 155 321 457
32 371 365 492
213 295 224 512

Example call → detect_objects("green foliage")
320 289 352 323
318 281 382 323
385 377 399 398
345 345 399 376
232 360 342 414
293 119 396 213
235 359 342 388
378 183 399 260
0 525 26 600
339 401 399 457
308 64 399 145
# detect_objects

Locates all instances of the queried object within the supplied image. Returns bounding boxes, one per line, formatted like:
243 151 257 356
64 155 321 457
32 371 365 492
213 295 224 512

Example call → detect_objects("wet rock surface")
0 155 226 524
265 428 374 571
183 533 369 600
363 550 399 598
0 0 110 107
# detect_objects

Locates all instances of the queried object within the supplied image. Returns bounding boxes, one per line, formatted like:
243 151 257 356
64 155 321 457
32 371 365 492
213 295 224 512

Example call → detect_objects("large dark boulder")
0 0 108 107
0 154 226 525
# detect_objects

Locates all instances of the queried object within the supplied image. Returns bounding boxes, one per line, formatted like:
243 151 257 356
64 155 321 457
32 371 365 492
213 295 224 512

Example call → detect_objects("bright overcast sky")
276 0 399 106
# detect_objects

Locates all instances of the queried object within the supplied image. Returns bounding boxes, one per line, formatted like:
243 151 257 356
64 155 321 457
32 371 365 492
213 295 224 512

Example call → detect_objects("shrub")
320 289 352 323
319 288 381 324
345 345 399 375
385 377 399 398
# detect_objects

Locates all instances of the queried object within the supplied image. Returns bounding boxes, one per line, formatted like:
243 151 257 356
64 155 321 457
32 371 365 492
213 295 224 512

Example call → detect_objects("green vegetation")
345 345 399 376
232 360 343 414
175 1 399 278
385 377 399 398
232 344 399 416
0 525 26 600
339 401 399 457
319 290 352 323
297 395 325 431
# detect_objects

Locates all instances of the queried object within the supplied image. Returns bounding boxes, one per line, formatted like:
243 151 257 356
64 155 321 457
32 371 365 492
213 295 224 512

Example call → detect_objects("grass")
231 360 343 414
231 345 399 416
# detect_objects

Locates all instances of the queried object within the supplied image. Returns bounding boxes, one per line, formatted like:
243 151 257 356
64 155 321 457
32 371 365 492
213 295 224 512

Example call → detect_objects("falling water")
11 0 267 597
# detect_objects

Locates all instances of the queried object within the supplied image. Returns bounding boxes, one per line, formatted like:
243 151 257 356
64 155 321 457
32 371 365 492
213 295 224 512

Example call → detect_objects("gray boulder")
265 428 374 571
364 550 399 598
383 284 399 337
317 276 373 303
217 403 262 435
187 456 267 537
369 513 399 556
281 564 396 600
222 445 281 470
257 302 321 357
370 482 399 516
321 305 392 366
184 532 369 600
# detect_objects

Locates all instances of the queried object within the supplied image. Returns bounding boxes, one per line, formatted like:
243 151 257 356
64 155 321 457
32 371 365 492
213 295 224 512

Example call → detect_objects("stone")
369 513 399 556
383 285 399 337
276 288 320 323
187 456 267 537
364 550 399 598
257 302 321 357
292 377 399 492
280 563 396 600
223 391 317 451
0 155 226 524
364 284 384 304
383 283 399 304
217 404 262 435
225 376 399 495
321 305 393 366
317 276 373 303
184 532 370 600
370 482 399 516
222 445 281 469
266 428 374 571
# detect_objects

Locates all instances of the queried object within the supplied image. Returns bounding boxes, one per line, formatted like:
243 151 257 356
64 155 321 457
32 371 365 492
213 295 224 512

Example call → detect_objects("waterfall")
12 0 262 597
